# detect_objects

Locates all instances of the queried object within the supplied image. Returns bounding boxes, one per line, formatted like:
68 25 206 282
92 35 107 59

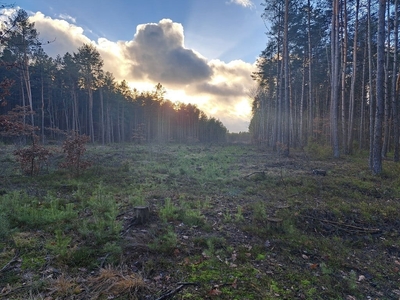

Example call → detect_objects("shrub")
59 132 92 176
1 192 78 230
0 106 52 176
149 228 177 254
78 184 122 244
13 134 52 176
159 197 180 222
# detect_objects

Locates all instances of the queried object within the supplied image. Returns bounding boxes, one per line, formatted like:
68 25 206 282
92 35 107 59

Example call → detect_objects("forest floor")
0 143 400 299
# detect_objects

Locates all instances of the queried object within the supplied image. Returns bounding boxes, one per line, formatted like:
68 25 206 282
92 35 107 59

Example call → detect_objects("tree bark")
100 87 105 145
283 0 290 156
307 0 313 146
368 0 375 169
331 0 340 158
359 37 367 150
341 0 348 153
347 0 359 154
88 88 94 143
382 0 391 157
392 0 399 162
372 0 386 175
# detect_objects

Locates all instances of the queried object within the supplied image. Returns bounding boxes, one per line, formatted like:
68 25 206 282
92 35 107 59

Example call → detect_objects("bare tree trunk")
392 0 399 162
71 89 77 133
88 88 94 143
22 51 34 126
117 102 121 143
347 0 359 154
20 75 26 128
274 24 281 152
106 102 112 144
331 0 340 158
121 101 125 143
283 0 290 156
307 0 313 146
372 0 386 175
300 60 306 147
341 0 348 153
40 73 45 143
100 88 105 145
368 0 375 169
382 0 391 157
359 38 367 150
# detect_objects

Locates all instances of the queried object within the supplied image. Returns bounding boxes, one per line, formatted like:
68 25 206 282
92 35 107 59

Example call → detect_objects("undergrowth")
0 144 399 299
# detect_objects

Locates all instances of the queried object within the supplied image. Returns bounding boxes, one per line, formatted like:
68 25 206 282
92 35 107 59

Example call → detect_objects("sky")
7 0 268 132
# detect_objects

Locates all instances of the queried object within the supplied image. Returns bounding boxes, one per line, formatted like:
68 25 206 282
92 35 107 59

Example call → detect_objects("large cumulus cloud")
122 19 212 85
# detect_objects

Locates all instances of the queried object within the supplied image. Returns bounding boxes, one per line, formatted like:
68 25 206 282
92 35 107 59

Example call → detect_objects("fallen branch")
301 215 381 233
155 282 199 300
243 171 266 179
0 283 27 298
0 253 19 274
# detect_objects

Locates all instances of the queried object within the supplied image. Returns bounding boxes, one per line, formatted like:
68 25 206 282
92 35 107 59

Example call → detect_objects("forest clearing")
2 1 400 299
1 143 400 299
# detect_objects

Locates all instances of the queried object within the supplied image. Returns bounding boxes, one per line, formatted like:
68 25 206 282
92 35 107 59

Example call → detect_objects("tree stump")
266 217 283 230
133 206 150 225
312 169 327 176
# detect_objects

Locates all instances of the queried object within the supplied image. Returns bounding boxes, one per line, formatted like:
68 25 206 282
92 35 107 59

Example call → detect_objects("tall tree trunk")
359 38 367 150
88 88 94 143
331 0 340 158
307 0 313 146
372 0 386 174
20 75 26 127
382 0 391 157
41 72 45 143
368 0 375 168
392 0 399 162
99 88 105 145
283 0 290 156
300 60 306 147
106 101 112 143
23 49 34 126
273 28 281 152
121 101 125 143
71 88 77 133
341 0 348 153
347 0 359 154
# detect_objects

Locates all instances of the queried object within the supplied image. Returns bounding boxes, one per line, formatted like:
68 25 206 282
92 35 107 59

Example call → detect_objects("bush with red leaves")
13 134 52 176
59 132 92 176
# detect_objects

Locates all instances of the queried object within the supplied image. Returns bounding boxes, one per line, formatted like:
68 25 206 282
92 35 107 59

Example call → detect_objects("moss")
21 253 46 270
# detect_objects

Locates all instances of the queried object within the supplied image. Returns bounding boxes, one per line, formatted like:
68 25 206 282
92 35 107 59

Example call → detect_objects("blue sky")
11 0 268 132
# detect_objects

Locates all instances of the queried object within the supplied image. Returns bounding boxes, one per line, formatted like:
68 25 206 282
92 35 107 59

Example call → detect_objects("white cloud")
227 0 255 8
30 12 91 56
58 13 76 23
27 12 255 132
121 19 212 86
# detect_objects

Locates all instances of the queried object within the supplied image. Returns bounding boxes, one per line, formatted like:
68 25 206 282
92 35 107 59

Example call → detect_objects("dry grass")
48 274 80 297
87 265 147 299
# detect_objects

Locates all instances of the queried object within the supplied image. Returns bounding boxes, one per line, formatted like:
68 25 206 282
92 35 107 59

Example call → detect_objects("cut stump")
266 217 283 230
133 206 150 225
312 169 327 176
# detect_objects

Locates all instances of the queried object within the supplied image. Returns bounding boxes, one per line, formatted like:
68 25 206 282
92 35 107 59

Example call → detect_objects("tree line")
251 0 395 174
0 9 228 145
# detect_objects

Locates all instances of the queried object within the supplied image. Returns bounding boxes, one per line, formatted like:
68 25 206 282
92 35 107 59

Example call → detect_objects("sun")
234 99 252 118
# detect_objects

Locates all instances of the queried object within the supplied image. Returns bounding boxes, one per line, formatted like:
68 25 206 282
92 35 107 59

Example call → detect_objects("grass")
0 143 400 299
